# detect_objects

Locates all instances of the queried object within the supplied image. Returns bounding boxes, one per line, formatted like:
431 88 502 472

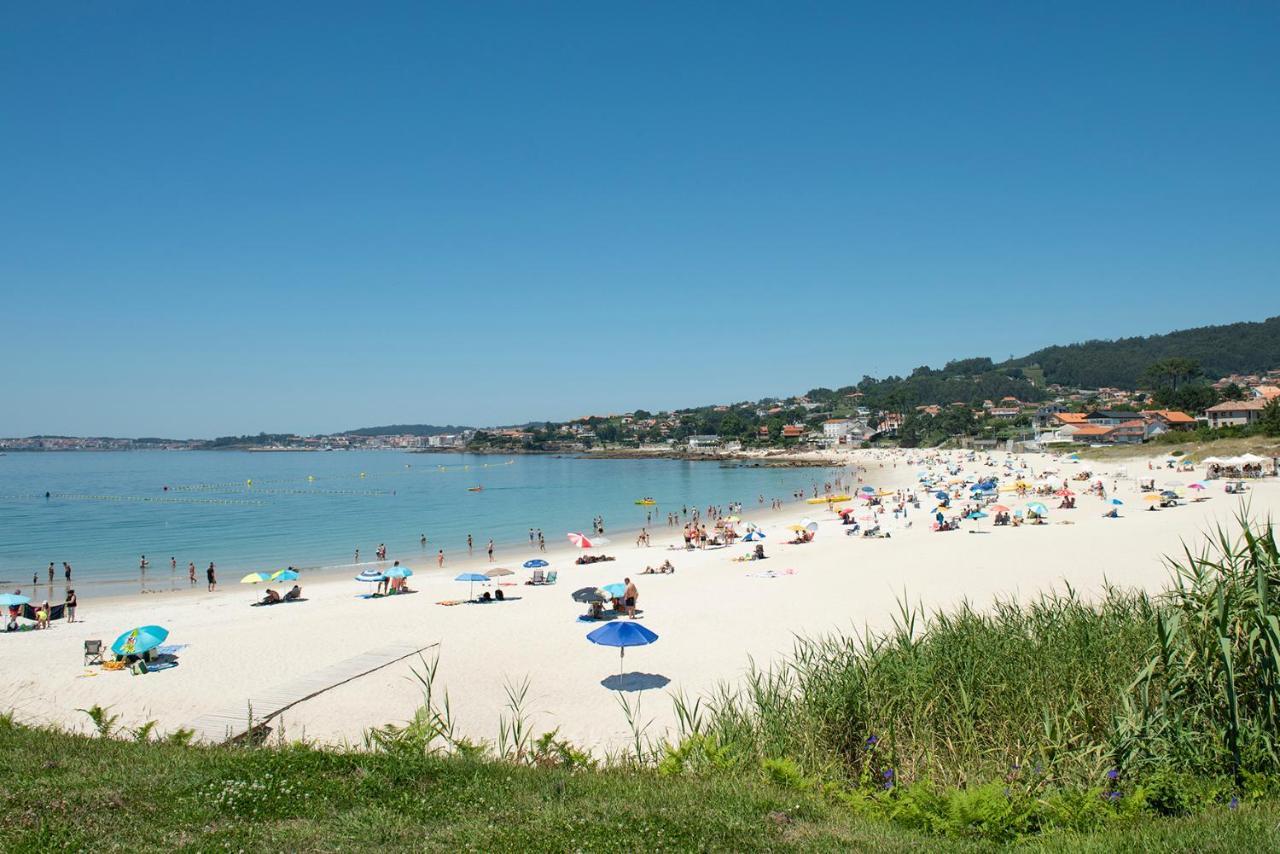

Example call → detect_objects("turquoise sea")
0 451 829 593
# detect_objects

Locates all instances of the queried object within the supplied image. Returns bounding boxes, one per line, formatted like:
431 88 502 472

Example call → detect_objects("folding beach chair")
527 569 545 585
545 570 557 585
84 639 104 666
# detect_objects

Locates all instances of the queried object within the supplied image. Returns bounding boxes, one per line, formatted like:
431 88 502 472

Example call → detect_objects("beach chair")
527 569 545 585
545 570 557 585
84 639 104 666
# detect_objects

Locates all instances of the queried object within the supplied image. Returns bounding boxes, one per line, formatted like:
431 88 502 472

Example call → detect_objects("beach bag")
130 660 149 676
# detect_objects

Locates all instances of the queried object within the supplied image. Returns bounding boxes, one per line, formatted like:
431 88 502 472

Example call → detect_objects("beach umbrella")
800 518 818 532
455 572 490 600
1026 502 1048 516
586 621 660 675
743 529 766 541
240 572 271 584
1144 494 1162 503
1187 482 1206 491
270 569 300 582
485 567 513 578
111 625 169 657
385 566 413 579
355 568 385 584
967 510 988 520
571 586 606 603
523 559 549 568
601 582 627 598
1160 490 1179 498
861 485 876 493
0 593 30 607
991 504 1011 513
723 515 741 523
787 524 807 532
568 532 609 549
1110 498 1124 505
934 491 949 501
1055 489 1074 497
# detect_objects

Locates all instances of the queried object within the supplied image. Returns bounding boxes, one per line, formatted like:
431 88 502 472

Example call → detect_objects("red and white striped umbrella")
567 532 609 549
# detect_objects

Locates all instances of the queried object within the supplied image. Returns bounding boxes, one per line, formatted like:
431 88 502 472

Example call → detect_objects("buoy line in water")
166 459 515 491
2 493 266 506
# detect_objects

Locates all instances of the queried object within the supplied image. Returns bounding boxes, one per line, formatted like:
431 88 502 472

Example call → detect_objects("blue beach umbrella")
967 511 988 520
523 559 549 568
384 566 413 579
601 582 627 598
0 593 30 607
271 569 300 582
1026 502 1048 516
743 529 766 541
934 491 949 501
111 625 169 657
355 568 385 584
456 572 490 600
860 486 875 493
586 621 660 674
1110 498 1124 506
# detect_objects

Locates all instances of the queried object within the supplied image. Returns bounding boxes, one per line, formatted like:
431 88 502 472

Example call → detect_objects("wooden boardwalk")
185 640 437 744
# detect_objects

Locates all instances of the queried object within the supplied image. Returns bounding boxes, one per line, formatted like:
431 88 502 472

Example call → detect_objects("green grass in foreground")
1 721 1277 852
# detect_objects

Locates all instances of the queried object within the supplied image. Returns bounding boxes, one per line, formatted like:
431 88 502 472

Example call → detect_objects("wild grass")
684 587 1156 787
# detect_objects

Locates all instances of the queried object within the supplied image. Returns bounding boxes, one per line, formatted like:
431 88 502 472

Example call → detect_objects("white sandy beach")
4 448 1277 754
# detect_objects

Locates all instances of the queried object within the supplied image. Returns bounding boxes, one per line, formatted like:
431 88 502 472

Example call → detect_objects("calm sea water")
0 451 828 591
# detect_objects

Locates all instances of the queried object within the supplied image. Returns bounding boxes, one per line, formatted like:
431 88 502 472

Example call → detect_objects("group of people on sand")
259 584 303 605
5 588 76 631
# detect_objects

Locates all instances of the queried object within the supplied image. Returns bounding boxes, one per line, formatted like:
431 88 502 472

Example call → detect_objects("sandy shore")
4 448 1276 754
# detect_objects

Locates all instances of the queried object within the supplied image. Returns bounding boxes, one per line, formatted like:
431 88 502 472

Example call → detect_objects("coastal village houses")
1205 399 1268 428
1043 408 1196 445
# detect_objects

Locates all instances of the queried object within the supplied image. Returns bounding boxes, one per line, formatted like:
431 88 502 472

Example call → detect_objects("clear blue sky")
3 2 1277 438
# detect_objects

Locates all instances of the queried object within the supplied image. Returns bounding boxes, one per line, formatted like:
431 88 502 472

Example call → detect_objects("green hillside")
1004 315 1280 389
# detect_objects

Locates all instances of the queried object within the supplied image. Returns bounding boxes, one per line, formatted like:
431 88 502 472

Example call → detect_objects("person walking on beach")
65 589 77 623
538 530 545 552
63 562 71 583
623 578 638 618
188 561 196 586
206 562 217 592
437 549 445 567
48 562 55 584
487 539 494 562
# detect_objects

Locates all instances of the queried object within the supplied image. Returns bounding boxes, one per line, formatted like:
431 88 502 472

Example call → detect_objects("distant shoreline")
415 445 841 467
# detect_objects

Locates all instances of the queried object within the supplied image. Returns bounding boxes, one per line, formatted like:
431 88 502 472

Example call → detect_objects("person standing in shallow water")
437 549 445 567
188 561 196 586
206 562 217 592
487 539 494 562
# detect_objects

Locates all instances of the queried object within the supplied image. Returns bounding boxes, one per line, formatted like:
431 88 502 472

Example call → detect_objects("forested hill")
1003 315 1280 389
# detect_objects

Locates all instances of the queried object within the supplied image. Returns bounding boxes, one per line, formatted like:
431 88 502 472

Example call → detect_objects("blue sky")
2 2 1278 437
